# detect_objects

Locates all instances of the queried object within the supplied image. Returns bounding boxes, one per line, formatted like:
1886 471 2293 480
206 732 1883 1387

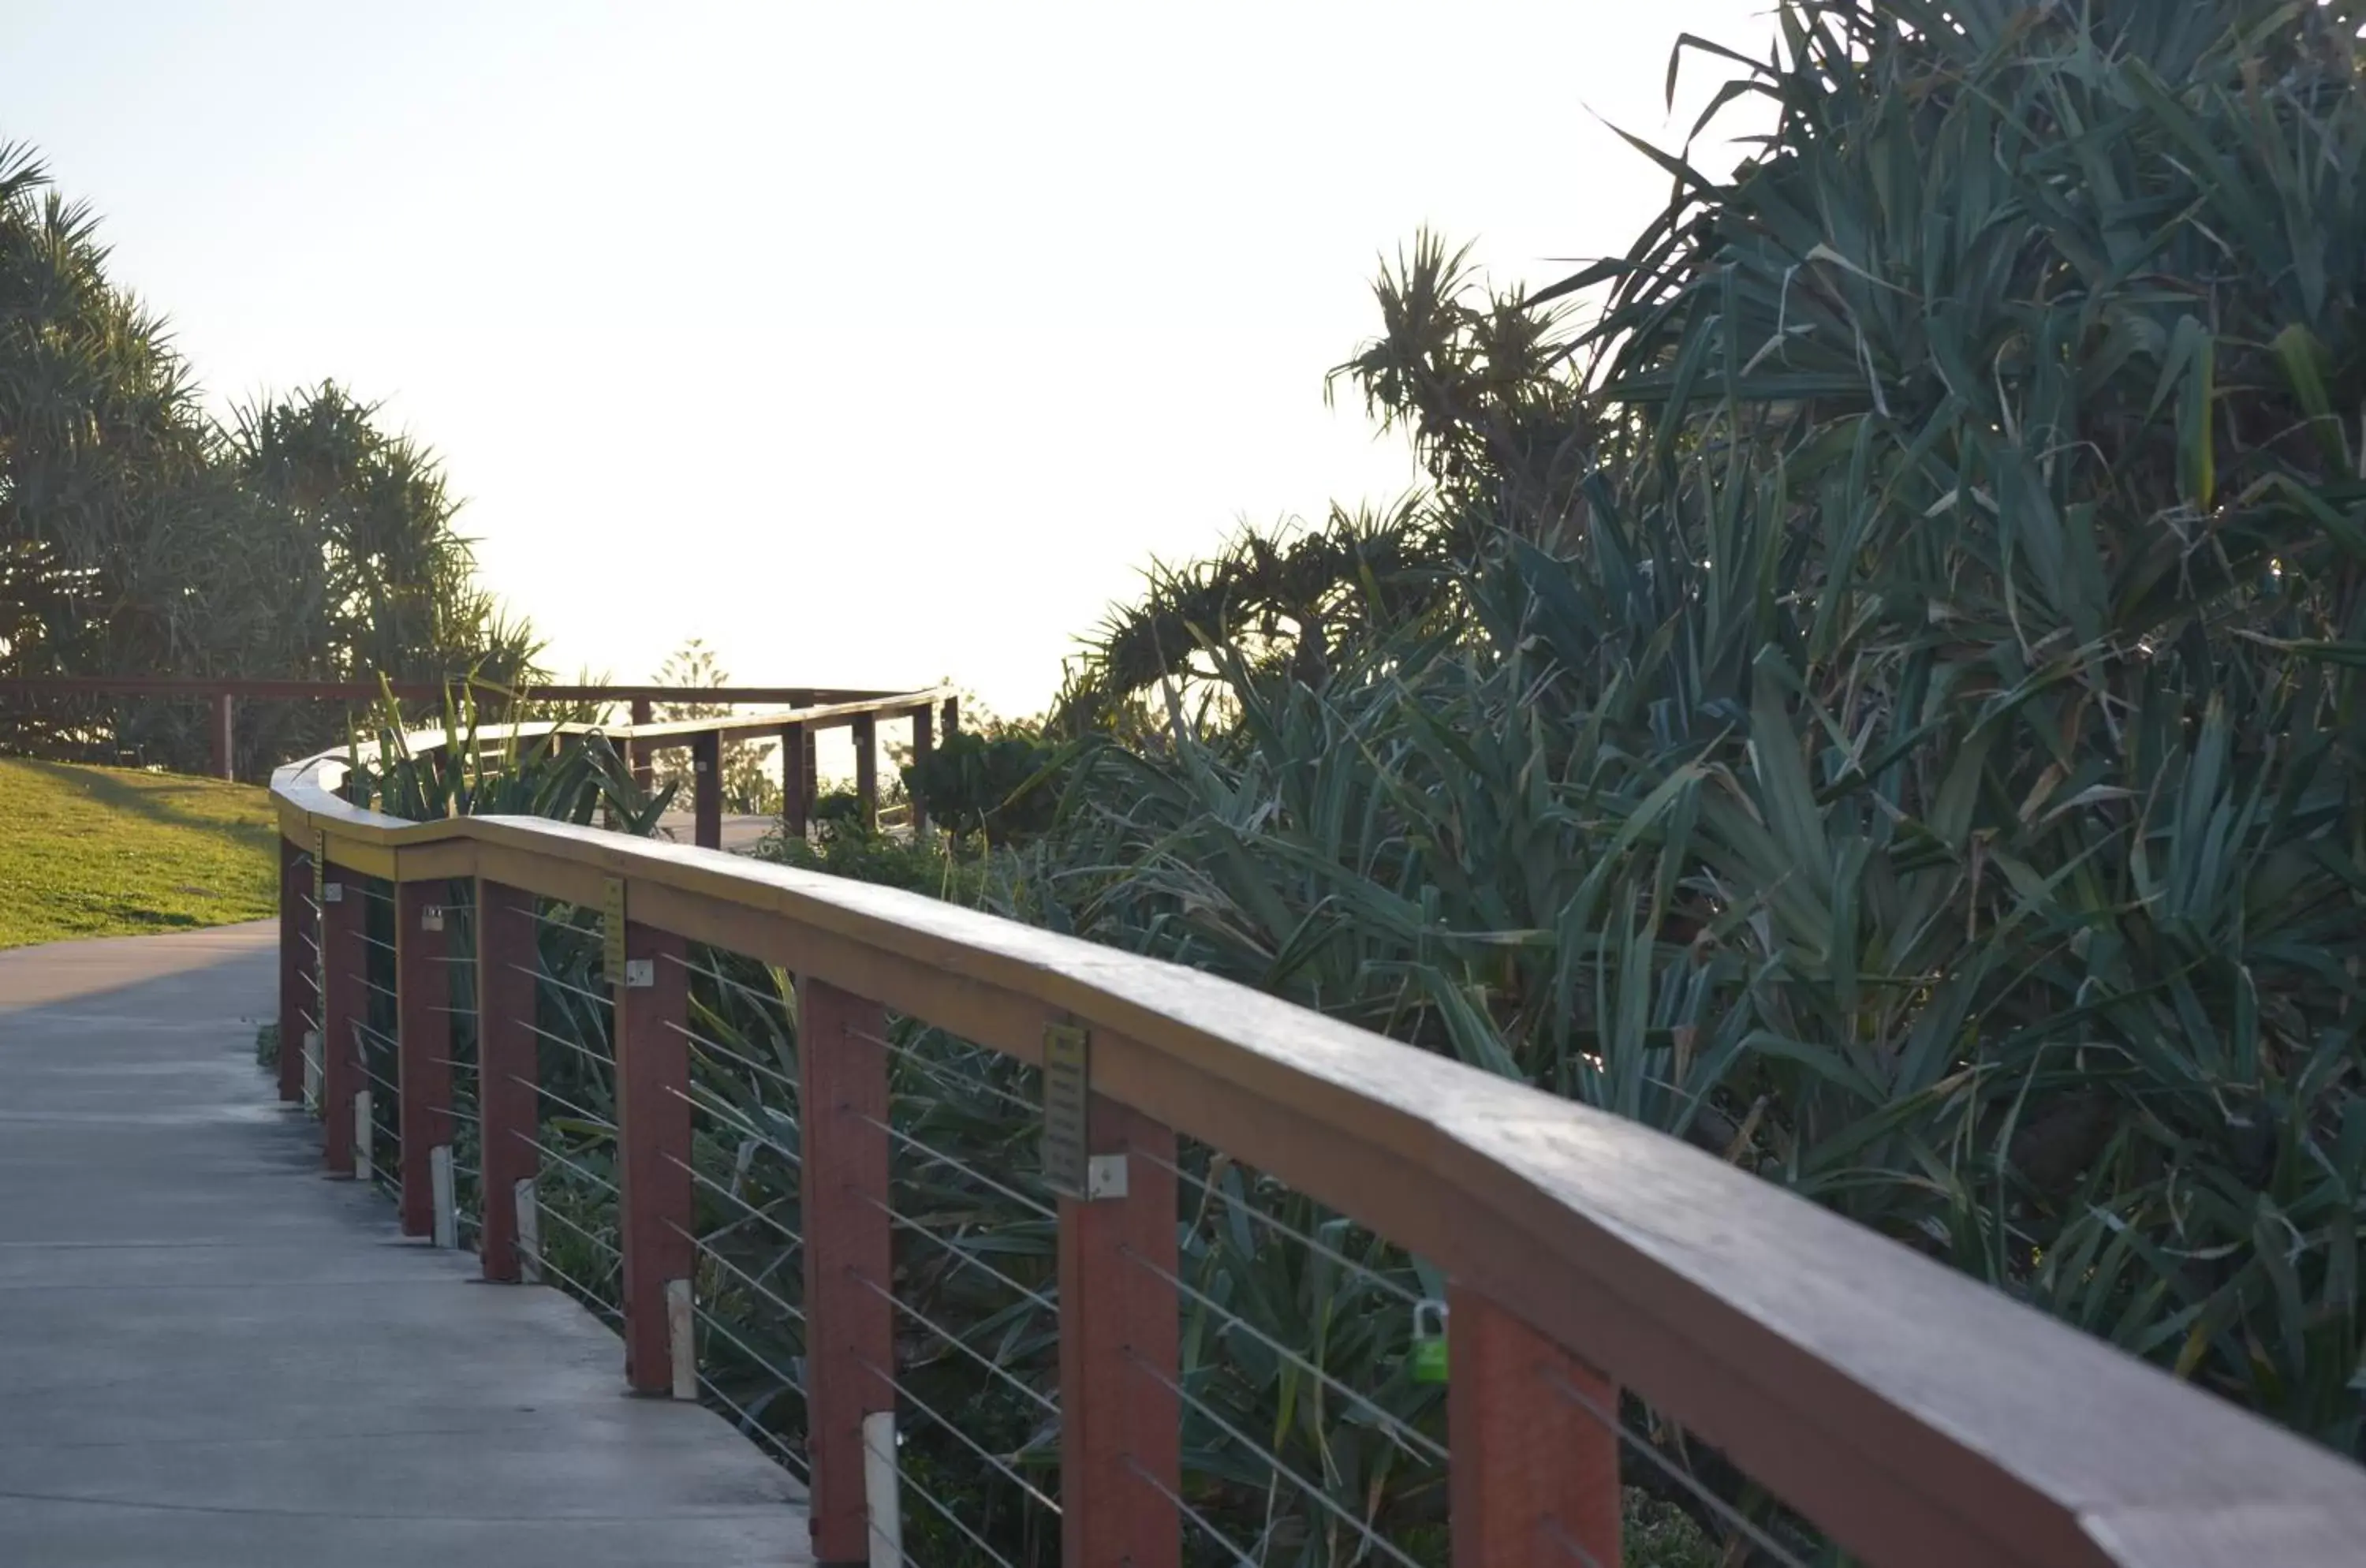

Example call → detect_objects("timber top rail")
0 674 953 789
268 724 2366 1567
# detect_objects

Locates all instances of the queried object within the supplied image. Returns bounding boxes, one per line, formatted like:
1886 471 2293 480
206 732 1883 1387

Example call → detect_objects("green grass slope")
0 760 278 949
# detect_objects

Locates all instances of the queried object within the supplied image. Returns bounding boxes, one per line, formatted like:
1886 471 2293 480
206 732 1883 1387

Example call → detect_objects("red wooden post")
617 917 692 1394
396 880 454 1238
211 690 235 781
803 722 821 817
1059 1093 1182 1567
797 977 894 1565
629 696 655 793
277 837 309 1103
692 730 723 849
319 868 364 1176
781 720 810 842
908 704 934 834
1448 1287 1622 1566
851 713 878 832
476 880 539 1283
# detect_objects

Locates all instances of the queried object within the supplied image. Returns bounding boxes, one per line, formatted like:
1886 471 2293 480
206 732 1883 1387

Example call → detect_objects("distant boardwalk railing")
0 674 948 803
266 714 2366 1567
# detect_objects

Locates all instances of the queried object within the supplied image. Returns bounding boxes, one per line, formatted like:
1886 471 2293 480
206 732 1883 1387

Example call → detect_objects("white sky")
2 1 1774 720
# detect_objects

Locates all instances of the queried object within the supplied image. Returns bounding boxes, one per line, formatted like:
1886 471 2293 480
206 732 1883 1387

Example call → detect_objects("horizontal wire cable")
357 931 397 955
692 1300 807 1398
1125 1349 1424 1568
517 1015 616 1069
853 1112 1056 1221
518 965 615 1010
666 1019 799 1096
532 1245 621 1316
847 1270 1054 1416
696 1361 813 1482
859 1429 1021 1568
1124 1453 1260 1567
864 1518 920 1568
663 950 794 1017
513 1128 621 1198
844 1024 1039 1116
854 1353 1060 1514
1118 1243 1446 1465
856 1193 1057 1314
666 1082 797 1165
1547 1368 1811 1568
672 1223 807 1324
1139 1145 1426 1311
525 1075 617 1131
535 1196 621 1258
670 1155 805 1249
345 971 398 1002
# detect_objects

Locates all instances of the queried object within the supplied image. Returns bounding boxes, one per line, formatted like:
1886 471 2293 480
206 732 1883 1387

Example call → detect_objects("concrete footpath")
0 924 811 1566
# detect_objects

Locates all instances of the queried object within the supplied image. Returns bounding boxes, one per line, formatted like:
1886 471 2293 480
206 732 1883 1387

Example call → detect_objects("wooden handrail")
270 733 2366 1567
0 674 948 782
0 675 913 703
609 689 951 746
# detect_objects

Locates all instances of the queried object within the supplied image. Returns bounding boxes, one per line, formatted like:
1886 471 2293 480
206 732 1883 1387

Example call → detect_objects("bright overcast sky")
4 2 1774 719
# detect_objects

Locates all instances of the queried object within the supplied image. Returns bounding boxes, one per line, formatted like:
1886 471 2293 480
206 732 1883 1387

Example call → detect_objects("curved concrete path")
0 924 810 1566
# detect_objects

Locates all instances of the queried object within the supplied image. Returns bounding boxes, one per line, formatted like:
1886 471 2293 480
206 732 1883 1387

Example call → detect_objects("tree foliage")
649 637 778 814
0 143 536 775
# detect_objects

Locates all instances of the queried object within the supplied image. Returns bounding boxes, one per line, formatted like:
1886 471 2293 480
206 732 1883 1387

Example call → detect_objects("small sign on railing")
603 877 626 980
1042 1021 1090 1198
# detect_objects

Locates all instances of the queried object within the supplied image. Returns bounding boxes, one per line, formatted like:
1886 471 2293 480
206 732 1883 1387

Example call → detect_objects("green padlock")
1412 1299 1449 1383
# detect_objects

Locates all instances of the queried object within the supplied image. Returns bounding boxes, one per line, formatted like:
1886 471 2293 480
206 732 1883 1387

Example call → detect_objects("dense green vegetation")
0 144 536 777
936 0 2366 1538
0 759 274 946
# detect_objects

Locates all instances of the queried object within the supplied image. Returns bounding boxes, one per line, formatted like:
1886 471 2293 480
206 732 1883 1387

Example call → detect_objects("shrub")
901 726 1063 842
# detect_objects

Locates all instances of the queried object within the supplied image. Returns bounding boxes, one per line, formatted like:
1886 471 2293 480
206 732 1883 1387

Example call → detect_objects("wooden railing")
0 674 944 789
598 689 957 844
267 724 2366 1567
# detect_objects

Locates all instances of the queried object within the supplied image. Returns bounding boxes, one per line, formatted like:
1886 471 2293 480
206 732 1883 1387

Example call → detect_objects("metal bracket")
1085 1154 1129 1200
623 958 656 989
666 1279 696 1399
514 1178 541 1284
421 905 446 932
430 1144 457 1249
323 881 344 904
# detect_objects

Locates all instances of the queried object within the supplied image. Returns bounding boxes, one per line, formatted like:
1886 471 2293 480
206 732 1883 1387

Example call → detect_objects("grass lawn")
0 759 278 950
